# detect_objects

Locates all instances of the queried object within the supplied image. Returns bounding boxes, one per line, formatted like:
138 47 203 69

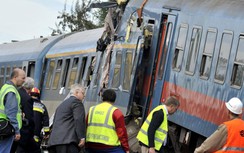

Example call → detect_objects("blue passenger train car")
41 28 103 115
0 35 65 88
0 0 244 152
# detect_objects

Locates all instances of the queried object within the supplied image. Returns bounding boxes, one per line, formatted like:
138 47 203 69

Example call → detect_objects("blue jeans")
86 146 125 153
0 136 14 153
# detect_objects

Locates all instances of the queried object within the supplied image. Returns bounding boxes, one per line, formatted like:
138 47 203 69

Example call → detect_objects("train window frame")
172 24 188 71
61 58 71 89
158 22 173 79
68 57 79 88
230 34 244 89
214 31 233 84
45 60 55 89
52 59 63 90
93 53 103 88
6 66 11 81
0 66 5 87
185 26 202 75
112 51 122 88
199 28 217 80
123 50 133 91
83 56 95 87
78 56 88 85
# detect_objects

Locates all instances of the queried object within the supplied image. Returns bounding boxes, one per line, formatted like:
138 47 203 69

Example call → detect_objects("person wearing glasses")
48 84 86 153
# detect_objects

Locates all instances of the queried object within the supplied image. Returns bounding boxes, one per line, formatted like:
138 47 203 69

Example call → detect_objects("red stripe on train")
142 75 152 97
161 82 229 125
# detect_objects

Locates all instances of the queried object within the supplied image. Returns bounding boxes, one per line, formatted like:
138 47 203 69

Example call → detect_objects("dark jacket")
33 98 49 138
48 96 86 146
18 87 35 144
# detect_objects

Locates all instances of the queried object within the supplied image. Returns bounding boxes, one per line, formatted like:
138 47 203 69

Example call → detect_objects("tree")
51 0 105 35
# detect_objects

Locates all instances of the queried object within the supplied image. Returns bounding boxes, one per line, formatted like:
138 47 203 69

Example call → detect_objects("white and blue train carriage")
41 28 104 115
0 35 65 88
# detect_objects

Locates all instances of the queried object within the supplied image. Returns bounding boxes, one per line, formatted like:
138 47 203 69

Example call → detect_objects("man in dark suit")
11 77 39 153
48 84 86 153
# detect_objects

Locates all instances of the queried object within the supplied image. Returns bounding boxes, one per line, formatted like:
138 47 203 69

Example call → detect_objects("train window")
158 22 173 79
45 60 55 89
112 51 122 88
0 67 4 75
23 66 26 72
0 67 5 87
185 27 202 75
84 57 95 87
123 51 133 90
27 62 35 77
6 66 11 80
78 57 87 84
172 24 188 71
68 57 79 88
230 35 244 88
215 32 233 83
61 59 70 88
52 59 63 89
93 55 103 87
200 29 217 79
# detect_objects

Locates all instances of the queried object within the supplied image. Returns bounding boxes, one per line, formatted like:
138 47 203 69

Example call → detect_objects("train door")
22 61 35 78
150 14 176 109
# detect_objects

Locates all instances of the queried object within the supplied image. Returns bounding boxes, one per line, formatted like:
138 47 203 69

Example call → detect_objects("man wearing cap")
194 97 244 153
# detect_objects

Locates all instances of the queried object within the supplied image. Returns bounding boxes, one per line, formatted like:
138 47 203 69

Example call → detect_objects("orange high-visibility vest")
214 119 244 153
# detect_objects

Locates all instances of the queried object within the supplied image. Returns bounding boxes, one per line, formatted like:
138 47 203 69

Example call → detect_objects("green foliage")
51 0 107 35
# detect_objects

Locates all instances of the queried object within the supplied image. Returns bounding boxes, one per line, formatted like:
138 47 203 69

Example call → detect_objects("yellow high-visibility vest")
137 105 168 151
0 84 22 129
86 102 120 146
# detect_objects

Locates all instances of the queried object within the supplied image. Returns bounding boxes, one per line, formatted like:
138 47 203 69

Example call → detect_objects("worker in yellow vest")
194 97 244 153
0 68 26 153
137 96 180 153
86 89 129 153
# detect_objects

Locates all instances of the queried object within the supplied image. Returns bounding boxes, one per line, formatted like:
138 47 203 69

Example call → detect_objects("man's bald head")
10 68 26 87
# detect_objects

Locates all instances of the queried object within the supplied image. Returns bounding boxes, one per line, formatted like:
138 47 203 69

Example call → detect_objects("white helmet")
225 97 243 114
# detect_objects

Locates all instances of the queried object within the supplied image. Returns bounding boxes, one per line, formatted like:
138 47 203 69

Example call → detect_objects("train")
1 0 244 152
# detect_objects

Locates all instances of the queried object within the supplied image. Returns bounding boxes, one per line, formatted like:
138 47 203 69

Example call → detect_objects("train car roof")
126 0 244 19
46 28 104 58
163 0 244 18
0 36 61 62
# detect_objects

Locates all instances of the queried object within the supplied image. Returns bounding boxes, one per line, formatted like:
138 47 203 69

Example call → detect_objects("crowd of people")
0 68 49 153
0 68 243 153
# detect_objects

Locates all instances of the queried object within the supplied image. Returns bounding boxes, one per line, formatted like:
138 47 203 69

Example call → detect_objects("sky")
0 0 74 44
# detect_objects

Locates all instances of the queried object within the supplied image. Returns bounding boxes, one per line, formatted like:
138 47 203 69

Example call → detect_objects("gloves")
34 135 40 143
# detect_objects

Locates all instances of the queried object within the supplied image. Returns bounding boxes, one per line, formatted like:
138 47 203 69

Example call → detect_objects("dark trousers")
11 139 41 153
48 143 80 153
86 146 125 153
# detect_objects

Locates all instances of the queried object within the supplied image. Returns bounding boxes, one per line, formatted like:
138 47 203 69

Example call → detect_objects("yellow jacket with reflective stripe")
0 84 22 129
137 105 168 151
86 102 120 146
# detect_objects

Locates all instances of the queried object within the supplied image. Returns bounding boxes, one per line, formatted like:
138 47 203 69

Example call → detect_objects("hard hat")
30 87 40 96
225 97 243 114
